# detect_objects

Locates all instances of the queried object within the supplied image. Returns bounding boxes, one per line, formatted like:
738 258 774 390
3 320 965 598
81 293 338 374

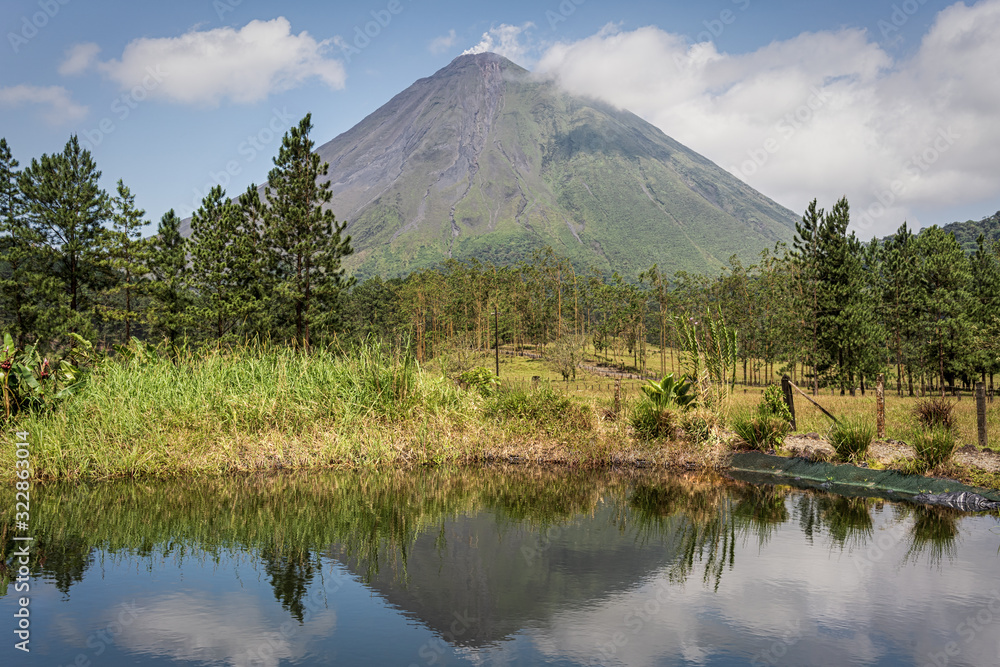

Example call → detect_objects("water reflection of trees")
629 479 789 590
0 468 967 617
627 482 966 585
904 506 961 565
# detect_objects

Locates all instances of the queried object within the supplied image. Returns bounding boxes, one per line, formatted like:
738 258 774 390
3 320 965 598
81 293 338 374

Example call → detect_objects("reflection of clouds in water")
529 507 1000 667
114 591 335 667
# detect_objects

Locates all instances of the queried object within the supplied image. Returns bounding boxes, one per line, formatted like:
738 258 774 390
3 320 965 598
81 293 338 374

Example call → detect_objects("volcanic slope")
314 52 798 279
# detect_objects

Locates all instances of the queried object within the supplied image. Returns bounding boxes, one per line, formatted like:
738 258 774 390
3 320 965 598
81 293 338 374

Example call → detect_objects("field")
440 343 1000 450
1 340 997 488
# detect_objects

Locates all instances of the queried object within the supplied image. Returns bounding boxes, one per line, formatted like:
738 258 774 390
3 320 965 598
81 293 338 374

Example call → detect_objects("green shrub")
730 409 791 451
759 384 792 422
911 426 958 469
828 416 875 462
631 400 679 439
640 374 696 410
484 386 592 432
680 408 720 444
457 367 501 396
914 397 955 431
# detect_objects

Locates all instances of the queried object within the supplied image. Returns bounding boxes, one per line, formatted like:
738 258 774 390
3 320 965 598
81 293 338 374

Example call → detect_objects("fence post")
781 375 796 431
876 373 885 439
614 378 622 419
977 382 988 449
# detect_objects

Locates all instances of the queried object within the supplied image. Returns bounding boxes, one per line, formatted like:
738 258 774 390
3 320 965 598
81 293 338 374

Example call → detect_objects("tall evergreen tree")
913 226 972 394
145 209 190 345
792 199 824 392
969 235 1000 387
263 113 353 348
18 135 107 341
99 179 148 342
187 186 259 341
0 138 38 344
882 223 919 395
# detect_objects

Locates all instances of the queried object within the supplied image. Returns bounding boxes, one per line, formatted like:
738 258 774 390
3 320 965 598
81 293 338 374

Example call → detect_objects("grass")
910 426 959 470
0 340 702 481
730 410 791 451
2 340 998 490
828 416 876 462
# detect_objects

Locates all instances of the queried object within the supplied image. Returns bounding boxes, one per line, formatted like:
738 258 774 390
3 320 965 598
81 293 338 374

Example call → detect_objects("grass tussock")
913 397 956 431
730 410 791 451
828 416 875 462
910 426 959 471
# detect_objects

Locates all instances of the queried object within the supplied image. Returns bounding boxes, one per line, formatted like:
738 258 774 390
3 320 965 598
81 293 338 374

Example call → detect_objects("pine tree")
913 226 972 395
263 113 353 348
792 199 824 392
882 223 919 395
18 135 108 342
187 186 259 341
969 234 1000 386
145 209 191 345
0 138 38 344
99 180 148 342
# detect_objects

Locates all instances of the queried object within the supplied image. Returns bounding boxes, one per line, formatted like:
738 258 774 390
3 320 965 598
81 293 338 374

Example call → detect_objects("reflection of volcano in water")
330 503 679 647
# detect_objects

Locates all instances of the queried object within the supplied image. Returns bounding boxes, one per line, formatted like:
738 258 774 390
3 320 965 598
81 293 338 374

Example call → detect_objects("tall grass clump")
910 426 959 470
908 398 958 470
728 384 792 451
913 397 955 431
484 385 592 434
730 410 790 451
828 416 875 462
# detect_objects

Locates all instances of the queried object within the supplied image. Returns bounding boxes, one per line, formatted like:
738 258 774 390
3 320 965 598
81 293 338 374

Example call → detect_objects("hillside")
941 211 1000 252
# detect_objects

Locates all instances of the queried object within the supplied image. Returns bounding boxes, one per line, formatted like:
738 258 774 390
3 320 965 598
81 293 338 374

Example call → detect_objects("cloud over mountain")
527 0 1000 236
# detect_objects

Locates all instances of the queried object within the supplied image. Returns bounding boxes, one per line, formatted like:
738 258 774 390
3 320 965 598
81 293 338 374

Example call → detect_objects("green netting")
728 452 1000 503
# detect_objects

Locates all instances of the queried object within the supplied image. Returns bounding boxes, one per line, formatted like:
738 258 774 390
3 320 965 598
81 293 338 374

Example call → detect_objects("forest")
2 124 999 401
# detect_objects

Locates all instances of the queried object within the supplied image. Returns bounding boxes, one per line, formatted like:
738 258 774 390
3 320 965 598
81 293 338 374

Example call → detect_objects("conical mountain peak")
309 55 798 278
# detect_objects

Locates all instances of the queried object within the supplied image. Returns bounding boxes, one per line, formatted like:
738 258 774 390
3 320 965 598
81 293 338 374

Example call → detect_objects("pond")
2 466 999 666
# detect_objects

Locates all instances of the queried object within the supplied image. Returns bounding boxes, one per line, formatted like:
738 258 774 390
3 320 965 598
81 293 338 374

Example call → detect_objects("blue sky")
2 0 997 240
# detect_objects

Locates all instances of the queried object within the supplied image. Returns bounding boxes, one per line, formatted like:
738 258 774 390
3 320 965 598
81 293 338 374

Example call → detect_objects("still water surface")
2 466 1000 666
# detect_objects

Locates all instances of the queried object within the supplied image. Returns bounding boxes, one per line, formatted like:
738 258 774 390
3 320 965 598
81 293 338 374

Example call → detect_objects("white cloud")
463 23 536 65
429 29 457 55
0 84 87 124
533 0 1000 237
96 17 346 107
59 42 101 76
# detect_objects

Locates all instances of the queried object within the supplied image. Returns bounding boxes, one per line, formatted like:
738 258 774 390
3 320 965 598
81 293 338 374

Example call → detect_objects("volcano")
316 52 799 278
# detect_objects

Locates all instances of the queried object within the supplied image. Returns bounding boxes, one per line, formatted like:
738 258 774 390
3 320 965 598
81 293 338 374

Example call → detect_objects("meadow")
2 340 998 489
